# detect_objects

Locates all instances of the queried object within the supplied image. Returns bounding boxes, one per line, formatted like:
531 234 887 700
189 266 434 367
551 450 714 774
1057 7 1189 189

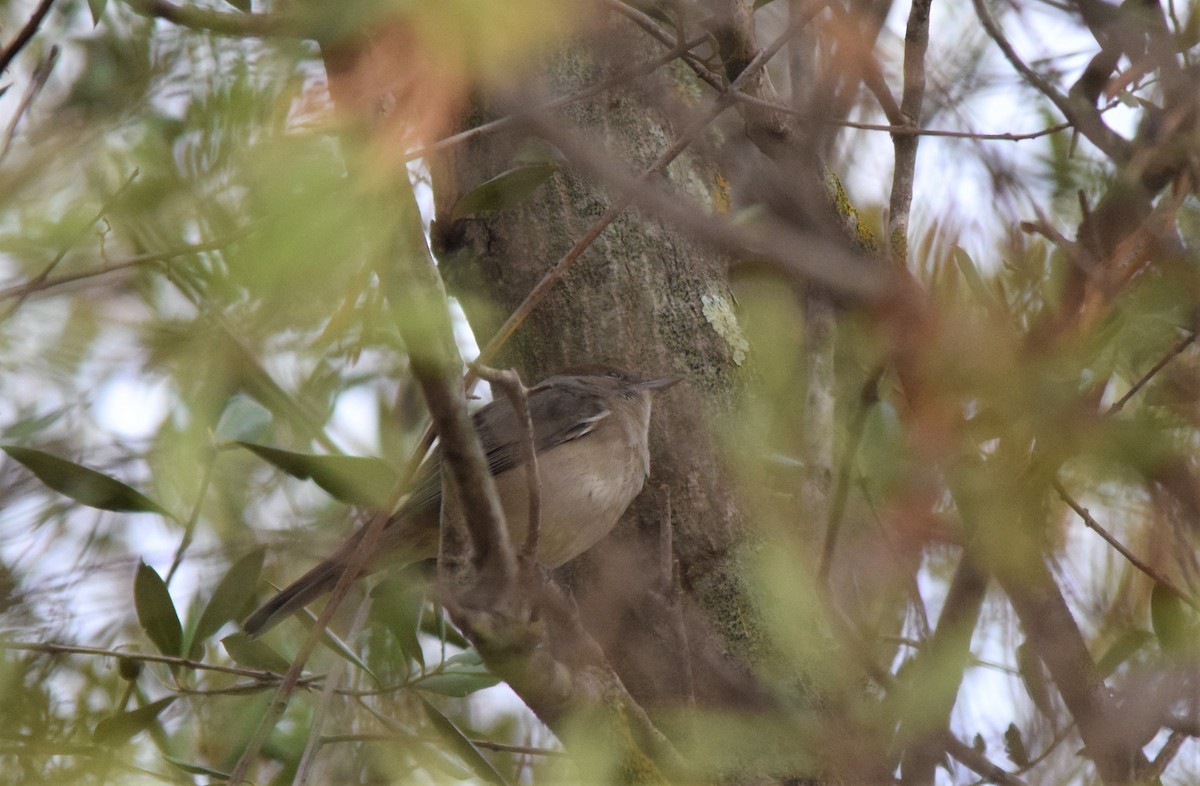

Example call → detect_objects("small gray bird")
242 366 679 635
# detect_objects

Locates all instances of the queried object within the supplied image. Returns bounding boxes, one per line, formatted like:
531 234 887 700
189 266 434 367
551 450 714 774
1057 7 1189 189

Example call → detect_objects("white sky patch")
92 373 170 440
330 385 381 455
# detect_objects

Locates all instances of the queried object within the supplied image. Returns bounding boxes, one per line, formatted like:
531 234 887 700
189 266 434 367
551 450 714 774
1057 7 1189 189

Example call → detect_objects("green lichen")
823 168 880 254
701 292 749 365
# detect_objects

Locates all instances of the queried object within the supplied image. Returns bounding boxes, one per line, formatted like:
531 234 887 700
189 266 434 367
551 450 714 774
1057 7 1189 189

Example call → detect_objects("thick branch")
897 555 989 785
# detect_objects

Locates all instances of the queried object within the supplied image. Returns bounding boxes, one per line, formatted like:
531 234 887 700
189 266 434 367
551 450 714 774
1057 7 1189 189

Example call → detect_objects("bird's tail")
241 511 439 636
241 552 354 636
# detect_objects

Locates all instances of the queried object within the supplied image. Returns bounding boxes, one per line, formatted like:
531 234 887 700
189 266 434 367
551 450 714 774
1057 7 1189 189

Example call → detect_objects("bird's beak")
636 375 683 392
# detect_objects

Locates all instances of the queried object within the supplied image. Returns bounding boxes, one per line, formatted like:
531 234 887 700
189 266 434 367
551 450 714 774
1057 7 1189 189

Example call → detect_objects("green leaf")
214 395 272 443
190 548 266 659
1097 629 1154 677
162 755 231 779
370 569 428 670
2 445 168 515
419 694 510 785
2 409 66 439
952 246 993 306
134 562 183 657
86 0 108 25
237 442 396 508
221 632 292 674
420 606 470 649
93 697 176 744
451 163 559 219
1151 583 1198 657
415 649 500 698
223 0 251 10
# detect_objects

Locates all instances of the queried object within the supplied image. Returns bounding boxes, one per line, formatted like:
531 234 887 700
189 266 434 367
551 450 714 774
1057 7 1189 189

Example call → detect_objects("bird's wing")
477 380 611 477
396 381 611 515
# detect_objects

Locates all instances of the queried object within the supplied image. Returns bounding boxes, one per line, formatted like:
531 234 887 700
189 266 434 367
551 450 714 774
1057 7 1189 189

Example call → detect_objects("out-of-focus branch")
703 0 793 154
604 0 725 91
896 556 989 785
122 0 304 38
0 0 55 75
971 0 1131 163
818 367 881 584
984 533 1150 782
408 31 711 162
527 108 885 300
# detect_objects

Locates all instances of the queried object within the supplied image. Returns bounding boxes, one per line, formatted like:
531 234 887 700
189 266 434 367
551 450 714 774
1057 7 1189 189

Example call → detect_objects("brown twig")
0 0 56 75
1052 477 1199 611
2 640 305 682
0 169 139 323
292 598 372 786
470 364 541 560
1106 331 1197 415
0 233 250 301
0 44 57 161
603 0 725 92
816 110 1071 141
971 0 1131 162
320 733 566 757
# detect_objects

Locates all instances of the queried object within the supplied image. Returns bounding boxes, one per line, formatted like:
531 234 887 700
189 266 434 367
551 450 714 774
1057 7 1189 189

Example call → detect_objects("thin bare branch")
0 169 139 323
971 0 1131 162
471 364 541 560
603 0 725 92
0 43 57 162
0 234 245 301
2 640 308 682
0 0 56 75
1053 477 1198 611
1107 331 1197 415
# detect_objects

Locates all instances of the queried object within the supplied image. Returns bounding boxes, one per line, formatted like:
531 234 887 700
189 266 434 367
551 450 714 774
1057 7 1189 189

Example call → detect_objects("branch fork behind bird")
242 365 681 636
